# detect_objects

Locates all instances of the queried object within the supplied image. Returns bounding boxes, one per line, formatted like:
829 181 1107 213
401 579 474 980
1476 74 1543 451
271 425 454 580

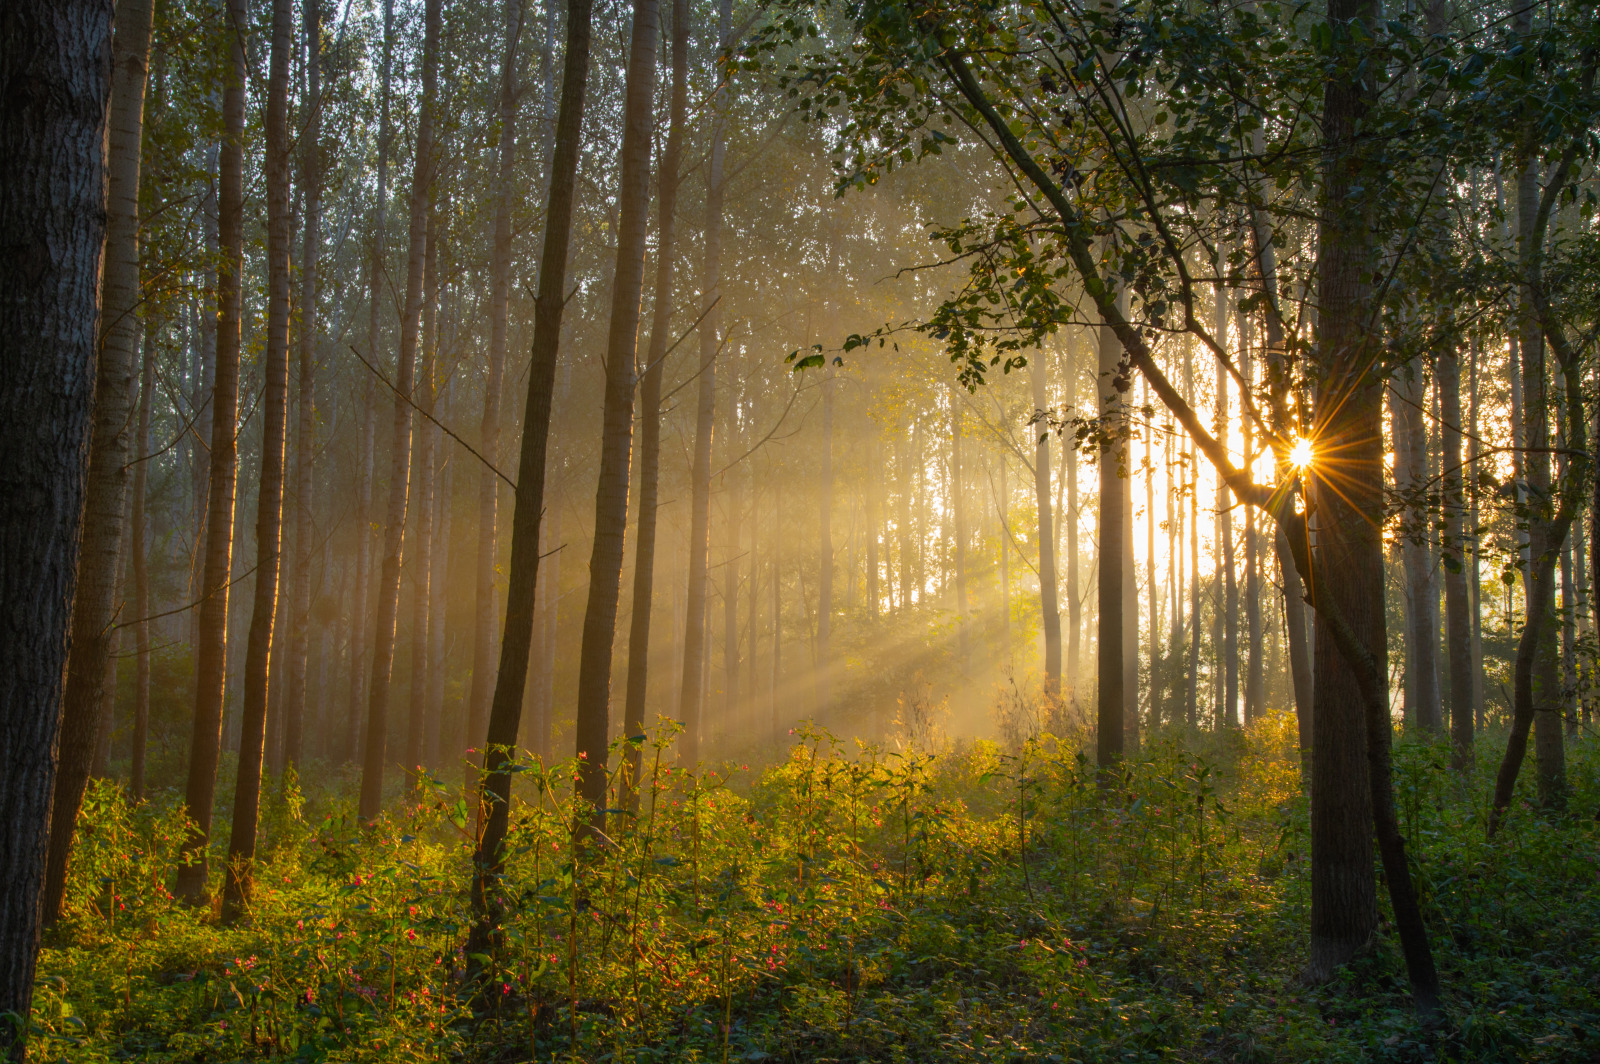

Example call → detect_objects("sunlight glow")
1288 436 1315 470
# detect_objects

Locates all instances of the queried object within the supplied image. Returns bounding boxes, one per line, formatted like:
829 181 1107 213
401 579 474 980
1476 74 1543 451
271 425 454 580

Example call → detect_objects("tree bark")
0 1 111 1051
406 212 437 789
1032 355 1061 696
571 0 658 826
1393 362 1442 732
469 0 593 956
131 323 155 800
1438 340 1474 768
949 385 968 674
1096 308 1124 772
469 0 523 766
678 0 730 762
284 0 322 773
175 0 247 905
222 0 295 924
40 0 153 926
358 0 438 823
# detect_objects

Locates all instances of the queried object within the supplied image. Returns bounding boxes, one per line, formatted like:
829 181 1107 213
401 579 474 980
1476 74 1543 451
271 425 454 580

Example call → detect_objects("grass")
29 710 1600 1063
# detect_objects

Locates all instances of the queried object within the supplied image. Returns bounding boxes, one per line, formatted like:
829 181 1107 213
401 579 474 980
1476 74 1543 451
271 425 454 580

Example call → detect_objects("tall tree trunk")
132 323 155 800
469 0 523 765
350 0 394 764
723 423 742 728
817 369 835 710
428 443 451 766
40 0 154 926
1032 355 1061 695
679 0 730 763
1184 343 1200 727
1303 0 1384 987
572 0 658 825
0 0 111 1048
406 213 437 788
284 0 322 773
867 437 881 621
223 0 295 924
897 434 915 610
949 384 967 672
1065 361 1081 699
1393 363 1441 732
470 0 594 955
1439 339 1474 768
175 0 247 905
1242 340 1262 725
359 0 438 823
1145 382 1160 723
1096 310 1124 771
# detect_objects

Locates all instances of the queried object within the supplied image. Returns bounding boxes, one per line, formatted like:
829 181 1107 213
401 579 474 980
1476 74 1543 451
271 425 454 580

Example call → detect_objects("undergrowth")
29 711 1600 1063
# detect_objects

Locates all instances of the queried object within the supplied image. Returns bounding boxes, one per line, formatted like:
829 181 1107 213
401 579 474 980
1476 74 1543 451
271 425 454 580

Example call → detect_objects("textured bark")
679 0 730 763
1095 312 1124 771
0 1 110 1053
1303 0 1382 982
223 0 295 924
1032 358 1060 694
41 0 153 926
572 0 658 824
284 0 322 772
175 0 247 905
469 0 522 765
469 0 593 956
359 0 438 823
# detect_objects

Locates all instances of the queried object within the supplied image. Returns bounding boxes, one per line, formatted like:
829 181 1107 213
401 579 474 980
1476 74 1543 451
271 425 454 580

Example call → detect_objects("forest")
2 0 1599 1059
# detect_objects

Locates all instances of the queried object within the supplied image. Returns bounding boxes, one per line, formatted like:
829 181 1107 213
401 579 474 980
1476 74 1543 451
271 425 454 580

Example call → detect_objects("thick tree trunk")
222 0 295 924
41 0 153 926
469 0 522 765
469 0 593 956
175 0 247 905
359 0 438 823
572 0 658 824
284 0 322 773
1304 0 1383 984
679 0 730 762
1032 356 1061 695
0 1 111 1051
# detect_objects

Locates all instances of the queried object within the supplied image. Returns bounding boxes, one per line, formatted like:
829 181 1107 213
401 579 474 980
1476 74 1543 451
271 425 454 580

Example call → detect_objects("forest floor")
31 712 1600 1063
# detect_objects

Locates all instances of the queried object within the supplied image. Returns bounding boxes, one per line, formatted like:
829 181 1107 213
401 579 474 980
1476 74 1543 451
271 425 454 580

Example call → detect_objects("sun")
1288 436 1315 470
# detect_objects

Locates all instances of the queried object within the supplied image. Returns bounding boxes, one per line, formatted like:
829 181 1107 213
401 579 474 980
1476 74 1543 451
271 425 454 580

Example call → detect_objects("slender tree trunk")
867 437 881 622
1096 310 1125 771
679 0 730 762
222 0 295 924
0 1 111 1047
723 424 742 728
428 445 451 766
359 0 438 823
1066 363 1081 699
898 434 915 610
1468 335 1485 730
350 0 394 765
284 0 322 773
1145 381 1160 723
1033 355 1061 695
175 0 247 905
949 384 967 673
406 214 438 788
40 0 153 925
470 0 594 955
132 323 155 800
1394 363 1442 732
572 0 658 825
470 0 522 764
1439 340 1474 768
1183 341 1200 726
1242 340 1262 725
817 369 836 711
